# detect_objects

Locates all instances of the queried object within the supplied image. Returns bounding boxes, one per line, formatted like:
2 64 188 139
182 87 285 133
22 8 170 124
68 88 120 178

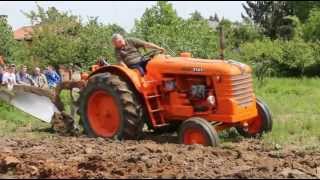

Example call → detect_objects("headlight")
207 95 216 106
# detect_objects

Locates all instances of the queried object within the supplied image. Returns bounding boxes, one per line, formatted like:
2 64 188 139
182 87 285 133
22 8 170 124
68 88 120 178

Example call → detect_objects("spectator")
16 65 35 86
32 67 48 89
2 64 8 72
0 66 4 84
2 64 17 90
45 65 61 89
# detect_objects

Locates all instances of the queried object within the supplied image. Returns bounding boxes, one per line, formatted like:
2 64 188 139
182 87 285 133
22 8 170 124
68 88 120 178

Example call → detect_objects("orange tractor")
77 49 272 146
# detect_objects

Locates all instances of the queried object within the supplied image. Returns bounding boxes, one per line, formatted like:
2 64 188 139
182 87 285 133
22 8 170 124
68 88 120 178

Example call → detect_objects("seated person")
111 33 165 75
2 64 17 90
44 65 61 89
0 66 4 84
16 65 35 86
32 67 49 89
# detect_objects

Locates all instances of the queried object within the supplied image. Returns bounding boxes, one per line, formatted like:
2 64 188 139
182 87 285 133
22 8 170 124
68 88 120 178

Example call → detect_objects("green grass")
254 78 320 150
0 101 51 138
0 78 319 150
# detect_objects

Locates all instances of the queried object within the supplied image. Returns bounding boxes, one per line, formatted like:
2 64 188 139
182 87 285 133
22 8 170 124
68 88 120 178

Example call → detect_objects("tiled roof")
13 26 33 40
0 56 4 64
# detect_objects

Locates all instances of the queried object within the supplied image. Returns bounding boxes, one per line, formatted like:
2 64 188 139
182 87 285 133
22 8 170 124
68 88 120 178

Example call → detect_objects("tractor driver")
111 33 165 75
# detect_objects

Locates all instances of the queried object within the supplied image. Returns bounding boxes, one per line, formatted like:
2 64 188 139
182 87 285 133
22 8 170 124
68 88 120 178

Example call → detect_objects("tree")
239 38 283 78
209 13 220 22
77 18 119 69
190 11 204 21
242 1 291 39
278 16 303 40
303 8 320 42
23 5 82 68
231 19 263 48
133 1 219 59
132 1 182 42
287 1 320 22
22 4 125 69
242 1 320 39
282 38 315 76
0 16 15 63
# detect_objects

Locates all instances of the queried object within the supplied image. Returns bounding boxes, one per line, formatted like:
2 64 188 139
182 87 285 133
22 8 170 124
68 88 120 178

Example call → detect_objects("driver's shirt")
115 38 148 66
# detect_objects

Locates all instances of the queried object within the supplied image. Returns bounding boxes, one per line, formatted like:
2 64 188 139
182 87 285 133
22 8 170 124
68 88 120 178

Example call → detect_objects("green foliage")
10 41 31 67
254 78 320 149
0 1 319 79
238 38 283 79
0 17 15 63
0 100 49 136
238 37 318 77
287 1 320 22
223 18 264 49
282 39 315 76
278 16 303 40
303 8 320 42
30 26 80 68
20 4 126 69
242 1 291 39
77 19 117 69
133 1 219 59
310 42 320 64
242 1 320 39
24 5 81 68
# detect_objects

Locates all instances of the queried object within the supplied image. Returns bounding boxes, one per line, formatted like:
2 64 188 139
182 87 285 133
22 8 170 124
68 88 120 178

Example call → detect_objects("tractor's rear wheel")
78 73 144 140
178 117 219 146
236 98 272 138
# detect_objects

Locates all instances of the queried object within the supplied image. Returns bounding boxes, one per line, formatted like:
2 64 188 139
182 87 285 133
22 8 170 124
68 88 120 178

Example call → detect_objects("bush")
236 38 318 77
238 38 283 79
0 17 16 64
282 39 315 76
303 8 320 42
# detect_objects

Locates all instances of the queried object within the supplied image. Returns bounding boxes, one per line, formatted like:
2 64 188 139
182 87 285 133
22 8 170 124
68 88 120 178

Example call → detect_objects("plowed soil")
0 134 319 179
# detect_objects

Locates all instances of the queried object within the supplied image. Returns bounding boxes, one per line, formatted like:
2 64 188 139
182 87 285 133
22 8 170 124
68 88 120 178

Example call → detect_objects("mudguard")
89 65 143 91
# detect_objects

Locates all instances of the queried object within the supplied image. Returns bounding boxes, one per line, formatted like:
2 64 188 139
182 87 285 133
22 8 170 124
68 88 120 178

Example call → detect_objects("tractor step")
153 123 170 128
147 94 161 99
144 80 158 84
150 108 164 113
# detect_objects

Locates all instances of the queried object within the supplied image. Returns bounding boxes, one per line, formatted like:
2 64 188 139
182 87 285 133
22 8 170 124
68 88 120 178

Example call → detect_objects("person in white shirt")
2 64 17 90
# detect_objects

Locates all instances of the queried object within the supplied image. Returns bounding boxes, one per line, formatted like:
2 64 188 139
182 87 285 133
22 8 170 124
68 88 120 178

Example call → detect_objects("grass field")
254 78 320 150
0 78 319 149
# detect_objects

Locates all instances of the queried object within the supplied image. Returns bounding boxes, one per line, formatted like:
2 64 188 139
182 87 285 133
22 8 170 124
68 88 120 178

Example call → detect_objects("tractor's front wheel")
236 98 272 138
178 117 219 146
78 73 144 140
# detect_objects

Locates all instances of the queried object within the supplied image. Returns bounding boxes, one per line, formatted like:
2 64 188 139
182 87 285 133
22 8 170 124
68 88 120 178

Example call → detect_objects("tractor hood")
147 55 252 76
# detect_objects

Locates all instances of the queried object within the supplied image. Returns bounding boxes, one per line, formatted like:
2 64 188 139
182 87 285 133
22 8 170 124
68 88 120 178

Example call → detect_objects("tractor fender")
89 65 143 92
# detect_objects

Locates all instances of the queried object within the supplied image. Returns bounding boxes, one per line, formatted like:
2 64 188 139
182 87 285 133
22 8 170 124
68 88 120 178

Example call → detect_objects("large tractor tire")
78 73 144 140
178 117 219 146
236 98 272 138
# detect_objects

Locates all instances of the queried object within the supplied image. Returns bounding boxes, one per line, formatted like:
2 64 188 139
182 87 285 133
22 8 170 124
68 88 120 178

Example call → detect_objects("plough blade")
11 91 59 123
0 85 60 123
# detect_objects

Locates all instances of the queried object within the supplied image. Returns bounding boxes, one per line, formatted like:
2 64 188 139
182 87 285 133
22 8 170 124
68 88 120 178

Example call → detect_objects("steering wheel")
142 49 164 62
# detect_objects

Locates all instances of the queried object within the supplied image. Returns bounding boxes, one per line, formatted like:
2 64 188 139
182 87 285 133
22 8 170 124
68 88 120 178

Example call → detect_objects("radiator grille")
231 74 254 107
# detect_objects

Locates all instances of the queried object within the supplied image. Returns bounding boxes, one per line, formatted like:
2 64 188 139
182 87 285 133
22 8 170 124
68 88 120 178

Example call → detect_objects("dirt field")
0 133 319 179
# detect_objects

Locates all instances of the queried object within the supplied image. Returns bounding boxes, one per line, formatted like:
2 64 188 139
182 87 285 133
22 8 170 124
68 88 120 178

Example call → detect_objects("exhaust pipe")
218 25 225 60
